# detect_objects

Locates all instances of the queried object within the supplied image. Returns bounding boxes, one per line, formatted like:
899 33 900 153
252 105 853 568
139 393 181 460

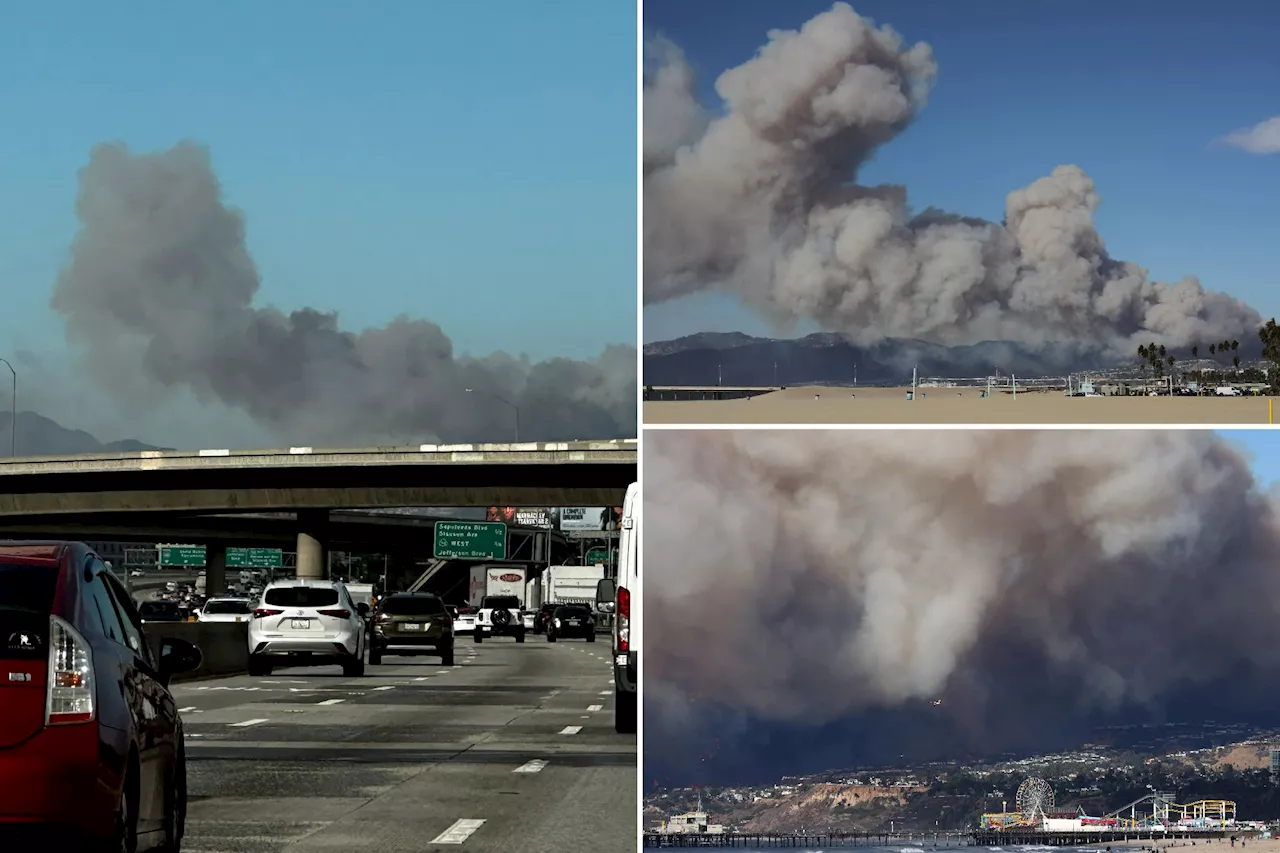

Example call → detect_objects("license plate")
403 623 422 631
235 617 243 623
567 620 580 625
290 619 310 629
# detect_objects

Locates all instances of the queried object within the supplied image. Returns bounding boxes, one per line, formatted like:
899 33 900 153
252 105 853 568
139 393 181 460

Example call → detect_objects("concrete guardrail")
141 621 249 682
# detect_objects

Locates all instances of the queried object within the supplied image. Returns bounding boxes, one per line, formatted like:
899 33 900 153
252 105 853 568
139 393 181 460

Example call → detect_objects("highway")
173 637 635 851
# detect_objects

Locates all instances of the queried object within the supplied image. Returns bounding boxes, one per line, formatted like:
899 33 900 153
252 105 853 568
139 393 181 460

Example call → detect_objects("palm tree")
1210 343 1217 356
1191 345 1199 359
1234 354 1241 370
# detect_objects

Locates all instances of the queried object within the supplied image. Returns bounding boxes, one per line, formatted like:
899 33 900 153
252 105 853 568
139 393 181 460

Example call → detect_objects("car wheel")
369 646 382 666
110 753 140 853
515 631 525 644
440 647 455 667
343 655 366 677
473 631 482 643
615 688 637 734
586 632 596 643
159 741 187 852
547 631 557 643
247 655 272 677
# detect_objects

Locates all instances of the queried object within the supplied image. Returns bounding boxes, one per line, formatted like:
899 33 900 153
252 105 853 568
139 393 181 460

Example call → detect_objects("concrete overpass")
0 440 635 583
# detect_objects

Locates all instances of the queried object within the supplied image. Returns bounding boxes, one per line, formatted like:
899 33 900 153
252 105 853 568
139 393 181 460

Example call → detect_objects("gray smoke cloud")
645 429 1280 782
643 3 1260 355
49 142 636 446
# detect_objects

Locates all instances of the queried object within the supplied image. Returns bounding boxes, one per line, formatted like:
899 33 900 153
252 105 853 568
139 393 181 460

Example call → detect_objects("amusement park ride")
982 778 1238 833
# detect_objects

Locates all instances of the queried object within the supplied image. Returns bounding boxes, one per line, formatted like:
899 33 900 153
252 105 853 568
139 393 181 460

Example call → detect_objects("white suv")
474 595 526 643
247 580 367 676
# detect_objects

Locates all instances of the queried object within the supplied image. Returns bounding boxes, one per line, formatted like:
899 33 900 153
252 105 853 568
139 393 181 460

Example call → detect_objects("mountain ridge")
0 411 167 457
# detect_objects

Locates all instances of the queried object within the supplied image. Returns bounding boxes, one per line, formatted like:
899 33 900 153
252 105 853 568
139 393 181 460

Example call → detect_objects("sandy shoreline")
644 386 1278 425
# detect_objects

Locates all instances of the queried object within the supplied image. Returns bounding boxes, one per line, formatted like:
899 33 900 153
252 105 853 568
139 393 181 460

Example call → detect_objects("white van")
596 481 638 734
1215 386 1242 396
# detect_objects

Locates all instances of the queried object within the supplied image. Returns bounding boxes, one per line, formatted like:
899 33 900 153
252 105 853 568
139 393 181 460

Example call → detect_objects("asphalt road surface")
174 635 635 852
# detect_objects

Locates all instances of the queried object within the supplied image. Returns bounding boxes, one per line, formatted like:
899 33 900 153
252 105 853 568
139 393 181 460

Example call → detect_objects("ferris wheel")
1016 778 1055 820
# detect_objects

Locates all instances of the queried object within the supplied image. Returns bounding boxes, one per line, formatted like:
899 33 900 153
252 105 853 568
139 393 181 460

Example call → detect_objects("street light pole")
0 358 14 457
464 388 520 442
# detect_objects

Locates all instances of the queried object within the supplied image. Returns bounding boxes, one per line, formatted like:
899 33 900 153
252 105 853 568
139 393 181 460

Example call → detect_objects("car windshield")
139 601 179 617
555 606 591 618
264 586 340 608
0 562 58 613
381 596 446 616
203 600 251 615
483 596 520 610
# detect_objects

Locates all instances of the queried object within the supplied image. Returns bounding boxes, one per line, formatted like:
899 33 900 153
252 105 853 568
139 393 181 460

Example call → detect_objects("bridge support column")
206 546 227 597
296 509 329 580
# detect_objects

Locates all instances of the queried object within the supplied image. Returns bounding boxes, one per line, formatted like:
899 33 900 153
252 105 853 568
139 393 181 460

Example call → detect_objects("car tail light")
254 608 283 619
317 608 351 619
616 586 630 653
46 616 95 725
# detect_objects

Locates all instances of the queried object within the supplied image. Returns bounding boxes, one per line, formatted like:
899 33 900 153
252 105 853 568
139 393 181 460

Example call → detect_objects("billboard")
558 506 623 532
486 507 560 528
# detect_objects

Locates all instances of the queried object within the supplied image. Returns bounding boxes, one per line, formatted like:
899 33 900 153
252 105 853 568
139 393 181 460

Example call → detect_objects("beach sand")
643 386 1278 425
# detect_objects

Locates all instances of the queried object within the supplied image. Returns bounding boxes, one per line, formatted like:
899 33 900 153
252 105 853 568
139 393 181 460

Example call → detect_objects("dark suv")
0 541 203 850
546 604 597 642
369 593 455 666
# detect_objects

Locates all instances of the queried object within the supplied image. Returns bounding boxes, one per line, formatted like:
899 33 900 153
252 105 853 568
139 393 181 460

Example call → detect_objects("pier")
642 832 966 848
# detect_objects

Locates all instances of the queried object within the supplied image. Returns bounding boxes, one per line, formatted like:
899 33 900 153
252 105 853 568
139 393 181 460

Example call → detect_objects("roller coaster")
981 779 1238 832
1102 792 1236 829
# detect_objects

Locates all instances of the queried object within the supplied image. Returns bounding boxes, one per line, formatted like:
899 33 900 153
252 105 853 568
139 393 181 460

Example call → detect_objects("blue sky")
1220 430 1280 486
643 0 1280 343
0 1 636 364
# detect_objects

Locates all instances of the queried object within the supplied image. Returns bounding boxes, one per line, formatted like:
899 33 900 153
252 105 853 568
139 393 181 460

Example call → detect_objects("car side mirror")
357 602 370 617
595 578 616 614
158 638 203 686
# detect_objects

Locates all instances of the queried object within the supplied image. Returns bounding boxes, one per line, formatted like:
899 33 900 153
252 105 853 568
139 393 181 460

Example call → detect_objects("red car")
0 541 203 850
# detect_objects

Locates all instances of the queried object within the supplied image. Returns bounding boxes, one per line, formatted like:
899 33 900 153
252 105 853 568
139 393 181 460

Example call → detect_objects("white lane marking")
431 819 485 844
598 691 610 696
414 676 431 681
559 725 582 735
318 698 345 706
437 669 452 674
513 759 549 774
581 715 590 719
179 706 198 713
261 680 309 684
372 686 395 692
587 704 602 712
231 718 268 727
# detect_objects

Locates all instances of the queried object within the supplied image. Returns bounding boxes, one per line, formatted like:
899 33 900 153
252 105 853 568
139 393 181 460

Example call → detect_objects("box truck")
545 565 605 606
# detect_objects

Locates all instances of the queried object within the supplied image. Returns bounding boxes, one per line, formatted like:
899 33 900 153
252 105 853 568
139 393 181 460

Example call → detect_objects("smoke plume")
644 430 1280 784
50 142 636 446
643 3 1260 356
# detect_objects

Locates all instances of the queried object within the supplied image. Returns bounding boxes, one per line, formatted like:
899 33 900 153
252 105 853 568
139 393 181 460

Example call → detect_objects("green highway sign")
434 521 507 560
227 547 282 569
586 548 610 565
158 545 206 567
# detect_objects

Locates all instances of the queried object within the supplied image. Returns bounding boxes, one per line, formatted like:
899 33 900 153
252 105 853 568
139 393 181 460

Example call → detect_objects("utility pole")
0 358 14 457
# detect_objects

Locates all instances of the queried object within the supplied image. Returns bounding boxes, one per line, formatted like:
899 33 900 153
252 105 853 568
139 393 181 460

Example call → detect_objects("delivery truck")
545 565 605 606
467 564 528 608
